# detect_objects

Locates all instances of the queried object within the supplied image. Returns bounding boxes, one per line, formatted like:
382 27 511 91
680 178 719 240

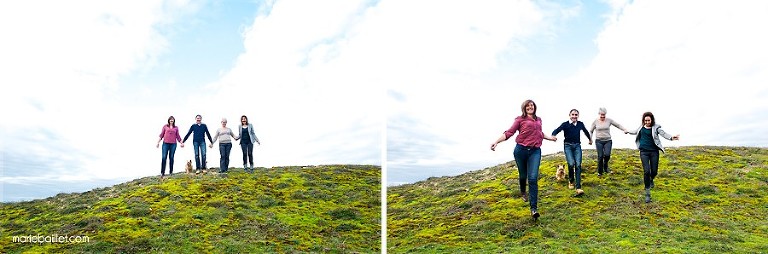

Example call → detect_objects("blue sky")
0 0 382 202
386 0 768 186
2 0 767 202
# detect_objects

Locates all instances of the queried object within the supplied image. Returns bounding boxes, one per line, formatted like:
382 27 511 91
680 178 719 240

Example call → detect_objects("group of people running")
491 99 680 220
156 115 261 179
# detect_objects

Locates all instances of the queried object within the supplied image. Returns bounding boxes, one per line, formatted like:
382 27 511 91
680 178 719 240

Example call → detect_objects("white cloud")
198 1 382 168
387 0 768 185
0 1 204 200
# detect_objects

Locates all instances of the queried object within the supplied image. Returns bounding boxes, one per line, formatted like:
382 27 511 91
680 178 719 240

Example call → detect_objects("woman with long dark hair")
239 115 261 173
626 112 679 203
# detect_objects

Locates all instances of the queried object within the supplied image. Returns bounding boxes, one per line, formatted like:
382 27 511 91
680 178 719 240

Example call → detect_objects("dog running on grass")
555 164 565 182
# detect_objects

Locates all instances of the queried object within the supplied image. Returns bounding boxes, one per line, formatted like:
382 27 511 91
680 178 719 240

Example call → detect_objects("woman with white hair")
210 118 237 174
589 107 627 176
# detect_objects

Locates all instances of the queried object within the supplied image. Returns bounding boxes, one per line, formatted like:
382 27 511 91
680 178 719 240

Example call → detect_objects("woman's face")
241 117 247 125
221 119 227 127
525 102 535 115
569 111 579 122
169 118 175 125
599 113 606 121
644 116 652 127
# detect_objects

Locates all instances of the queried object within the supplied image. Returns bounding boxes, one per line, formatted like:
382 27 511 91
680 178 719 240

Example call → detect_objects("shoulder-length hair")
167 116 176 127
241 115 249 125
520 99 537 120
642 112 655 126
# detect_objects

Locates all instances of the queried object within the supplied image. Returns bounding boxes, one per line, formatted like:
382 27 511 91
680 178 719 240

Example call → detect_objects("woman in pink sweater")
491 99 557 219
156 116 184 179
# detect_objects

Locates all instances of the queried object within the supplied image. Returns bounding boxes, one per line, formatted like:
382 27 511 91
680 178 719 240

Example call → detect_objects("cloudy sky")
2 1 767 202
386 0 768 186
0 0 382 202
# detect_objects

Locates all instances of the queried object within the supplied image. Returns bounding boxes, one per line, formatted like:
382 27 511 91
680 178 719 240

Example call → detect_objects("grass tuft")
388 146 768 253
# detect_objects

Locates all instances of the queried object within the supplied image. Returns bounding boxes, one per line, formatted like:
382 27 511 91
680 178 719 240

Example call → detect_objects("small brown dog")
185 160 193 174
556 164 565 182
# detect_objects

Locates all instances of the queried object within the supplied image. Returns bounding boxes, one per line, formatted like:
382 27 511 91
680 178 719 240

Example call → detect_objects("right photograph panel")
386 1 768 253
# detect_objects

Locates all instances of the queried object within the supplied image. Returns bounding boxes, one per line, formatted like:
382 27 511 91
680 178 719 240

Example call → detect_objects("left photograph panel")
0 1 382 253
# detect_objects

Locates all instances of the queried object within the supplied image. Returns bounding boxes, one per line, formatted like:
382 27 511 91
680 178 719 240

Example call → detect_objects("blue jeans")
160 143 177 176
219 143 232 173
193 141 207 169
595 140 613 174
241 142 254 168
564 143 583 189
514 144 542 210
639 150 660 190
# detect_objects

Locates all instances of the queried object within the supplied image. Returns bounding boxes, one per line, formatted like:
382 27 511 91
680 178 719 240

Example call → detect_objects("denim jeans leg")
241 143 248 167
527 148 542 210
193 142 202 169
246 143 254 167
595 141 605 173
168 143 177 174
161 143 170 175
513 145 528 195
219 143 226 173
563 144 576 182
603 140 613 172
649 150 659 187
200 142 207 169
223 143 232 170
574 143 583 189
640 151 652 189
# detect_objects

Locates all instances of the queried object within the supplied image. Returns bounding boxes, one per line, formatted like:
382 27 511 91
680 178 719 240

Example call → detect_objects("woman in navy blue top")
551 109 592 196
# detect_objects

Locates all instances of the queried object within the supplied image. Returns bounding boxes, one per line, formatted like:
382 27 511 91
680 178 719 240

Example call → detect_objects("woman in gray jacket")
626 112 679 203
239 115 261 173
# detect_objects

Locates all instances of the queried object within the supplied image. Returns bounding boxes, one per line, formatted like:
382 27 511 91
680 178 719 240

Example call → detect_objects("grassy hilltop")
1 165 381 253
388 146 768 253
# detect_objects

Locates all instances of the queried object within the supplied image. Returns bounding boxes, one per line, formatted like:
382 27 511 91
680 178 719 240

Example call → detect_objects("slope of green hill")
387 146 768 253
1 165 381 253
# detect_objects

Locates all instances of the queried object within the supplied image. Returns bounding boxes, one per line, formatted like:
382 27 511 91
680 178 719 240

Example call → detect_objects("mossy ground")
387 146 768 253
1 165 381 253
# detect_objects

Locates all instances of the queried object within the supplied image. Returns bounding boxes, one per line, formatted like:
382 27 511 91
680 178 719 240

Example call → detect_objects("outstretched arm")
626 126 639 135
612 119 628 133
551 122 564 137
490 134 508 151
581 123 592 145
543 133 557 142
657 126 679 141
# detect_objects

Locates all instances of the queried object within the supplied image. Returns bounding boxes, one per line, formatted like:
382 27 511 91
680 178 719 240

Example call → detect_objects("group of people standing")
157 115 261 179
491 100 679 220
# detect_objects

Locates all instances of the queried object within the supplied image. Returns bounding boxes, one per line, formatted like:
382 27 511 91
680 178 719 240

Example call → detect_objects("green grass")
1 165 381 253
387 146 768 253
